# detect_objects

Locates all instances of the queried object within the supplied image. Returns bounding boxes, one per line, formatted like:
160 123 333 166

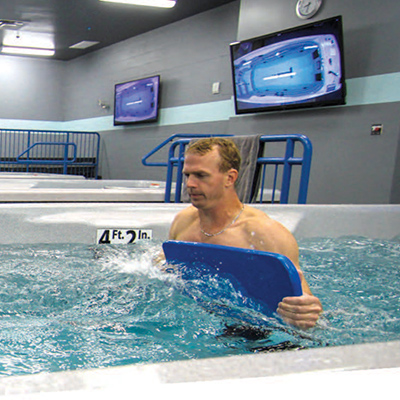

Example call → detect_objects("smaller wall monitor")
114 75 160 125
230 16 346 115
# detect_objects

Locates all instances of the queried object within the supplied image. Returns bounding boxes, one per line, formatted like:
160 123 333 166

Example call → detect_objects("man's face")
183 148 228 209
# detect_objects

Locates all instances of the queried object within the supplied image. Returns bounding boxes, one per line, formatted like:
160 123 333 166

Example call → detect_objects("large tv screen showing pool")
230 16 346 115
114 75 160 125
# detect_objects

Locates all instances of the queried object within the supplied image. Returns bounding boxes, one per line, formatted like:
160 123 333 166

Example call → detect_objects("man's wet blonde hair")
185 137 241 173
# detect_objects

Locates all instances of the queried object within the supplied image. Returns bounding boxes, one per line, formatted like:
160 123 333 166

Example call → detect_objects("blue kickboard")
162 240 302 314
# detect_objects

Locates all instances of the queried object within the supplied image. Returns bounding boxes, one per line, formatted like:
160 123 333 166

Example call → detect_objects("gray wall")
0 56 64 121
0 0 399 204
64 3 238 118
63 2 239 181
235 0 400 204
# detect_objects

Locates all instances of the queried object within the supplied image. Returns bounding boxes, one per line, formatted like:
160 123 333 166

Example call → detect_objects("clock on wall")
296 0 322 19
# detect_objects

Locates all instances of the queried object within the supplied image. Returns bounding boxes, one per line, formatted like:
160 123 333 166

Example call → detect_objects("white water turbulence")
0 235 399 377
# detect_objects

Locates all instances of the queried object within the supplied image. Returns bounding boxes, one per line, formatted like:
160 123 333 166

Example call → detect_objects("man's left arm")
277 268 323 330
277 253 323 329
258 219 323 329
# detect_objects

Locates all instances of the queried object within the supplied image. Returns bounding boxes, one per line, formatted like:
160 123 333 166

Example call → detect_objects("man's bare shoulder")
169 206 198 239
174 205 198 221
241 206 298 253
242 206 282 230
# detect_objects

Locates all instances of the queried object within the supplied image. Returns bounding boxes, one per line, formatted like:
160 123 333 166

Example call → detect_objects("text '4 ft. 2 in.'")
97 229 153 244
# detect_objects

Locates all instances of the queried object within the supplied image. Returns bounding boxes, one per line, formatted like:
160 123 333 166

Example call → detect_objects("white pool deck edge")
0 180 279 203
0 203 398 398
0 203 398 244
1 341 399 398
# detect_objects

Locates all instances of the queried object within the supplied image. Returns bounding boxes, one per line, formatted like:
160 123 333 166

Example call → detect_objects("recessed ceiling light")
1 46 55 57
99 0 176 8
69 41 100 50
3 30 55 49
0 19 25 29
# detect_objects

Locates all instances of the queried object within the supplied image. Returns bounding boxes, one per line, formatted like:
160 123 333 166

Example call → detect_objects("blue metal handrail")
0 129 100 178
16 142 77 175
258 134 312 204
142 133 232 202
142 133 232 167
142 134 312 204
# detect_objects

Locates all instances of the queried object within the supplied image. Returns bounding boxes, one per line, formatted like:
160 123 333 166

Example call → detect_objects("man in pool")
168 137 323 329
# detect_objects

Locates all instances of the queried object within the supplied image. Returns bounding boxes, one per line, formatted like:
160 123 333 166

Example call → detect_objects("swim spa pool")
0 174 280 203
0 177 169 202
0 203 399 396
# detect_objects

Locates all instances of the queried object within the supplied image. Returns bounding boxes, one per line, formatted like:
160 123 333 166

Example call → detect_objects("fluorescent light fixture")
69 40 100 50
2 31 55 50
99 0 176 8
1 46 55 57
0 19 25 28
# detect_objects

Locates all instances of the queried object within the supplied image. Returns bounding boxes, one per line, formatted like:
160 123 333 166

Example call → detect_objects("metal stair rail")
0 129 100 178
142 133 312 204
258 134 312 204
142 133 232 202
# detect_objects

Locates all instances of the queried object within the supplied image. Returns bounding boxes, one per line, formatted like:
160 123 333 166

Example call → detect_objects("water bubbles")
0 236 399 376
299 236 400 346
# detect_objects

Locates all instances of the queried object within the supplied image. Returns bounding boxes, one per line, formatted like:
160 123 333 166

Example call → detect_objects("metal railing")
0 129 100 178
142 133 312 204
257 134 312 204
142 134 232 202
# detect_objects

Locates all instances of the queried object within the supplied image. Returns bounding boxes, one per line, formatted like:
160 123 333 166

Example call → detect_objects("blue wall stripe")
160 99 235 126
1 73 400 132
345 72 400 106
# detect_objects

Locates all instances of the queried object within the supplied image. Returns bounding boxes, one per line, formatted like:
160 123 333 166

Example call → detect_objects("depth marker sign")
96 229 153 244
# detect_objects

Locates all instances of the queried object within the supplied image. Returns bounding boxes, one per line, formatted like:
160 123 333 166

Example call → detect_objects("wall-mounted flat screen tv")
230 16 346 115
114 75 160 125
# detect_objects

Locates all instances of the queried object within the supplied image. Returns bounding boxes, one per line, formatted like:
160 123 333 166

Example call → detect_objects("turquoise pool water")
299 236 400 346
0 236 399 376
